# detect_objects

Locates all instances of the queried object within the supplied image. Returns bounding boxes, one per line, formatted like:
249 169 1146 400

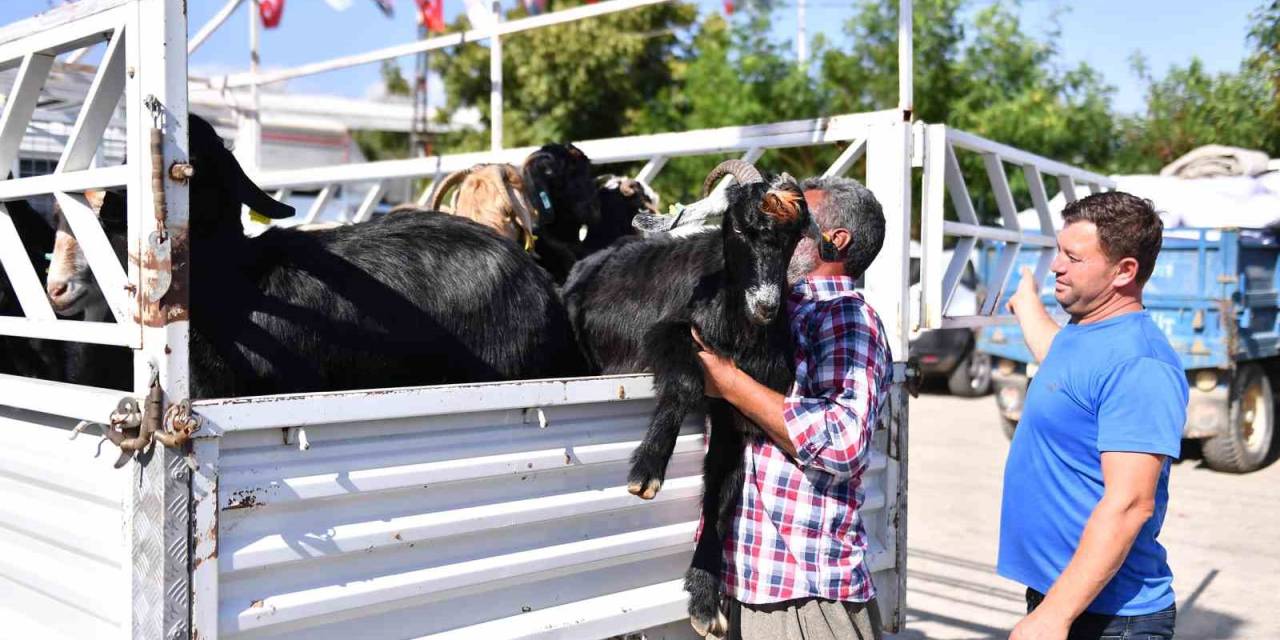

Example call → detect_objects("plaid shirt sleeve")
782 297 888 480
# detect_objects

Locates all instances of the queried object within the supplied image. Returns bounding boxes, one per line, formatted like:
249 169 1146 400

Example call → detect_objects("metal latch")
69 368 200 466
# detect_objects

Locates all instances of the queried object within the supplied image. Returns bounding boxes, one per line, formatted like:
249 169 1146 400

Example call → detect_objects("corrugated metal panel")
0 405 129 639
197 376 896 639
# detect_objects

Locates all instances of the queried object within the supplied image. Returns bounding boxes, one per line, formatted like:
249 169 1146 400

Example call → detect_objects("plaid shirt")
721 275 892 604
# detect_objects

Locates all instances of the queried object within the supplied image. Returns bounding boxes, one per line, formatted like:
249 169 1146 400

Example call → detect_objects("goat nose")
48 281 68 298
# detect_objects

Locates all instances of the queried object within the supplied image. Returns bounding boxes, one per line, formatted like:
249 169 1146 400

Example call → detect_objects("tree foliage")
414 0 1280 218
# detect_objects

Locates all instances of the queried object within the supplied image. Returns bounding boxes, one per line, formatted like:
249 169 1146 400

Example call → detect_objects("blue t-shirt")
997 311 1188 616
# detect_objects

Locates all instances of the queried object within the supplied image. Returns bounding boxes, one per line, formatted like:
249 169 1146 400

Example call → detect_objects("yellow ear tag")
248 210 272 225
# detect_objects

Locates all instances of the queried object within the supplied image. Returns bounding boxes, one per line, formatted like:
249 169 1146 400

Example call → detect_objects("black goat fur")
81 114 585 398
562 177 811 633
523 143 599 283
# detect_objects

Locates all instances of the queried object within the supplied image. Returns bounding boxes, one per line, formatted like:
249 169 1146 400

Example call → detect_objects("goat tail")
701 159 764 197
428 166 475 212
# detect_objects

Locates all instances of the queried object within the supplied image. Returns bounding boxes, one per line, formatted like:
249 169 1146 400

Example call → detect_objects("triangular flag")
371 0 395 16
723 0 734 15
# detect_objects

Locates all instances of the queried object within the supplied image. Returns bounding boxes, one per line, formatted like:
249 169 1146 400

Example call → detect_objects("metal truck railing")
917 123 1116 330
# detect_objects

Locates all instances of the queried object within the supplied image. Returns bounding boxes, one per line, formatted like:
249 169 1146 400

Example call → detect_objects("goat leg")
629 319 705 499
685 402 744 638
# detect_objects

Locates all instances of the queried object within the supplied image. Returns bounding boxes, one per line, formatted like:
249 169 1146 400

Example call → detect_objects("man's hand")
1007 266 1043 317
691 327 740 399
1009 608 1070 640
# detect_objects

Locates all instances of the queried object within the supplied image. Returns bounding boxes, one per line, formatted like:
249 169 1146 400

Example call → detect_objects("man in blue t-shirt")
1000 192 1188 640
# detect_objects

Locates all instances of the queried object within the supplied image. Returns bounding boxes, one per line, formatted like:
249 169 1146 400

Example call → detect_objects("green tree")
430 0 698 151
1112 2 1280 172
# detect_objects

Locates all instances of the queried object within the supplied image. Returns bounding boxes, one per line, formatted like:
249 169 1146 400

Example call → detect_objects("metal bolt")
171 466 189 481
169 163 195 183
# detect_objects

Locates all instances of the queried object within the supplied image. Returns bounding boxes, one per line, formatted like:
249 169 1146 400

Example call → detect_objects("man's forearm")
1014 300 1061 362
720 368 797 457
1034 495 1154 623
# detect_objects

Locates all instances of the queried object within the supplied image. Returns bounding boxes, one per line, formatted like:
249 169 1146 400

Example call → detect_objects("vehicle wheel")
948 348 993 397
1000 413 1018 440
1203 364 1276 473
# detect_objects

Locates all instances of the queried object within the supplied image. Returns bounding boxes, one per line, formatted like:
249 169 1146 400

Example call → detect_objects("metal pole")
247 0 262 170
898 0 912 114
490 0 502 151
797 0 807 66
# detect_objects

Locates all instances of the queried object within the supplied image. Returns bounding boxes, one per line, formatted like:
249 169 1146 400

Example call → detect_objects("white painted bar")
222 0 675 88
188 0 245 55
947 128 1114 186
0 53 56 171
0 165 130 201
821 138 866 178
254 111 897 191
57 24 126 172
941 221 1055 247
0 372 130 422
53 192 133 324
352 181 386 222
0 314 137 346
194 375 657 433
0 203 57 320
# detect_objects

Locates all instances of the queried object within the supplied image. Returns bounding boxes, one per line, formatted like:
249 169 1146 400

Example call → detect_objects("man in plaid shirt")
693 176 893 640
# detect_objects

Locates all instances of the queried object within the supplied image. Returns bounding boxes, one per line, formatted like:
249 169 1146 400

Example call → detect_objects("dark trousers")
1026 588 1176 640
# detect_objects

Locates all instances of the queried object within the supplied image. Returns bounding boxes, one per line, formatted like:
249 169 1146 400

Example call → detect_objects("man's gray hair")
800 176 885 279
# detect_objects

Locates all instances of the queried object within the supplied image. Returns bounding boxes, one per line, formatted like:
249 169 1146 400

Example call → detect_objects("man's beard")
787 242 818 284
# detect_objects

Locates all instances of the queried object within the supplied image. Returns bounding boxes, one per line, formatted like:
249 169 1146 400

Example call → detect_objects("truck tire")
948 348 993 397
1203 364 1276 473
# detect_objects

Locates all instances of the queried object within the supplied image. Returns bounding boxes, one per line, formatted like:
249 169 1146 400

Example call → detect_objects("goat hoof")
685 566 726 637
627 458 665 499
627 477 663 500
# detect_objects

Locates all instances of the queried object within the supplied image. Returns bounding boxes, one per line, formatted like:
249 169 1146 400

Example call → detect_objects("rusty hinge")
68 368 200 467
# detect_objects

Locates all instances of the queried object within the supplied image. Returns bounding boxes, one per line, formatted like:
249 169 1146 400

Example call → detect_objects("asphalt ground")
892 388 1280 639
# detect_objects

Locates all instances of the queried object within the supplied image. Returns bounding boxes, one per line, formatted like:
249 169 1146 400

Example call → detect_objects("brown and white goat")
429 164 539 251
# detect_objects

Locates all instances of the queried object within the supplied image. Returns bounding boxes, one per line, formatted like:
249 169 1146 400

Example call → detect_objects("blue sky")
0 0 1263 114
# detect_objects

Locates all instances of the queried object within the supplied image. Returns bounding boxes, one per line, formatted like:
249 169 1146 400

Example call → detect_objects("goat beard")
787 240 818 285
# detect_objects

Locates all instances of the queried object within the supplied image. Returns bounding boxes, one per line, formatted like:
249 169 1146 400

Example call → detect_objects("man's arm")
1007 266 1061 362
691 301 885 477
1009 451 1165 640
690 330 796 457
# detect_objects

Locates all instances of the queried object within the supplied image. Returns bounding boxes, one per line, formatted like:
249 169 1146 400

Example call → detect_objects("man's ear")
828 228 852 252
1112 256 1140 288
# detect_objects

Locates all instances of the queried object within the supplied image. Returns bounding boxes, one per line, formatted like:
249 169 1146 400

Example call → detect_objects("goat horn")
428 167 475 211
701 159 763 197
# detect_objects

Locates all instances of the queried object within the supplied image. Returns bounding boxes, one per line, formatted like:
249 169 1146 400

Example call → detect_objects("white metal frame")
918 124 1115 330
0 2 192 639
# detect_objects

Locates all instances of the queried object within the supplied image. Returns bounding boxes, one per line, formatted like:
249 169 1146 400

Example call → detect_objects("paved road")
894 391 1280 640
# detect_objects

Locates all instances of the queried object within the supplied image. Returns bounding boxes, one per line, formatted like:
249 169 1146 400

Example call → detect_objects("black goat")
58 114 584 398
562 161 814 637
522 143 599 282
582 175 658 256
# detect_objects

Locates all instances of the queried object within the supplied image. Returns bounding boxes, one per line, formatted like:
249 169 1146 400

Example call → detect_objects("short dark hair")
1061 191 1163 285
800 176 885 279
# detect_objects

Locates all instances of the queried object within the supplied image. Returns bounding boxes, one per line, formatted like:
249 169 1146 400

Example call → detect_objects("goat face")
523 143 599 232
186 114 294 242
721 177 810 326
47 190 122 318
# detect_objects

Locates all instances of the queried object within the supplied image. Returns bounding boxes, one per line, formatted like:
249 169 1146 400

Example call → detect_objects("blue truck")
976 228 1280 473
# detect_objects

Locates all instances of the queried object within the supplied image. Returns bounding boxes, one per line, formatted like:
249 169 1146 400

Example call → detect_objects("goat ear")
632 212 675 234
761 190 803 223
228 153 294 219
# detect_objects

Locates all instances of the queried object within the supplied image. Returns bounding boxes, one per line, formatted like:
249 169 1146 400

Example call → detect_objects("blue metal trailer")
976 228 1280 472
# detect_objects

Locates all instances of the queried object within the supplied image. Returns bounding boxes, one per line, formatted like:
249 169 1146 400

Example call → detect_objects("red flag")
260 0 285 28
722 0 734 14
416 0 446 32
